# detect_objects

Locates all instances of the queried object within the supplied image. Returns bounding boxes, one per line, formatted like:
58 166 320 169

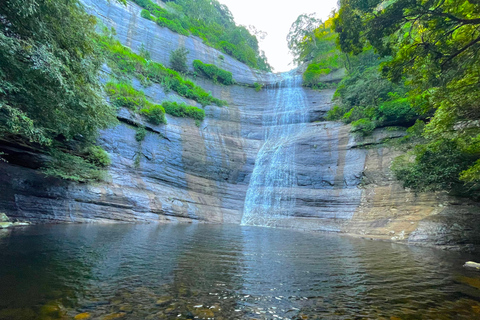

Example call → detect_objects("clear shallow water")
0 224 480 320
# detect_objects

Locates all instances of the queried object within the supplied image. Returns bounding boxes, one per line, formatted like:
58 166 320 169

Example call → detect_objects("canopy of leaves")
0 0 120 181
288 15 346 88
334 0 480 196
131 0 272 71
0 0 117 146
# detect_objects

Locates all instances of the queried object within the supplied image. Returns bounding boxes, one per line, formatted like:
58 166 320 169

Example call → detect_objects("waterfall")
241 72 309 227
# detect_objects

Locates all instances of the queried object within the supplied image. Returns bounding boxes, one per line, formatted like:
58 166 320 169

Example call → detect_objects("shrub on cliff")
193 60 234 85
169 48 189 74
391 139 480 198
98 34 226 107
105 82 167 125
141 9 154 20
140 105 167 125
162 101 205 121
303 64 331 87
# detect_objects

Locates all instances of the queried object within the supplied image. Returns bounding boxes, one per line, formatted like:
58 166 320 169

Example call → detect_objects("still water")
0 224 480 320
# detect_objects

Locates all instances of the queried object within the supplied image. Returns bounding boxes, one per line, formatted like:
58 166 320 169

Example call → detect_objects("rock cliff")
0 0 478 249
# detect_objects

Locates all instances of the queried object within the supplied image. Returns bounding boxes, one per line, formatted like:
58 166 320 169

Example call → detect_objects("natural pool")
0 224 479 320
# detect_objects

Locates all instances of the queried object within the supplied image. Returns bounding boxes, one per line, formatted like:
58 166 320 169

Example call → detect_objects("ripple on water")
0 224 479 319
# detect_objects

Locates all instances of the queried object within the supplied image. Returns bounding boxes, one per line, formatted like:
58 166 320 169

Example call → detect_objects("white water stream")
241 72 310 226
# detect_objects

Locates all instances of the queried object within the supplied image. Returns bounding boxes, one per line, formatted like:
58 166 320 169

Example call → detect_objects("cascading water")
241 71 310 227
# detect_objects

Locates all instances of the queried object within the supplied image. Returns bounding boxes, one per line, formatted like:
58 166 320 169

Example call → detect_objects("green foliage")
131 0 272 71
105 82 147 109
156 17 189 36
162 101 205 121
392 139 480 197
333 0 480 195
287 13 322 63
303 64 331 87
85 146 111 167
254 82 263 92
98 35 226 107
106 82 166 125
138 44 151 60
325 105 346 121
288 15 347 88
140 105 166 125
0 0 121 182
169 48 189 73
42 150 108 183
141 9 153 20
135 126 147 142
193 60 234 85
351 118 375 136
0 0 117 146
327 52 419 135
377 98 418 127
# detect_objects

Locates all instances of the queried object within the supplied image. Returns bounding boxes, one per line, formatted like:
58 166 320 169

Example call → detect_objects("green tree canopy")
0 0 118 146
334 0 480 195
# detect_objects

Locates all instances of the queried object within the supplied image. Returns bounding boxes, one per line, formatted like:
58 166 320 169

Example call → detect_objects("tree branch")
441 36 480 68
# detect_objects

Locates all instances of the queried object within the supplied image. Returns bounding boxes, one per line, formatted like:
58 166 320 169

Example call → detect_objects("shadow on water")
0 224 480 319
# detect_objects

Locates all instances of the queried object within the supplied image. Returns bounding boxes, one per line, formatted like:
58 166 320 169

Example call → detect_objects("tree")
0 0 118 146
169 47 190 73
287 13 322 63
0 0 125 181
334 0 480 195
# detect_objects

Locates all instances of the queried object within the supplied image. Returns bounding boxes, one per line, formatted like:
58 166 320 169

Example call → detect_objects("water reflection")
0 224 479 319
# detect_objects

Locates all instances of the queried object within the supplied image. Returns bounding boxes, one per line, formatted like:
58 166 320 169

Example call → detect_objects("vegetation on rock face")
193 60 234 85
106 82 204 123
130 0 272 71
106 82 166 124
162 101 205 121
0 0 121 182
98 32 226 107
135 126 147 142
169 47 189 74
323 0 480 197
288 15 345 89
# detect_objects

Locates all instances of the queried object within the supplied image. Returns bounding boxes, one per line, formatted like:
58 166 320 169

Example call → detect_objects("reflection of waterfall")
241 72 309 227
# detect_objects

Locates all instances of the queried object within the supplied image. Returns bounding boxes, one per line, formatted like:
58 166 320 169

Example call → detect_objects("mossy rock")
74 313 91 320
192 307 214 318
102 313 126 320
39 301 67 319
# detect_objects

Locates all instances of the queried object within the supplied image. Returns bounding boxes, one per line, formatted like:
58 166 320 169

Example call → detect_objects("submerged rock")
464 261 480 270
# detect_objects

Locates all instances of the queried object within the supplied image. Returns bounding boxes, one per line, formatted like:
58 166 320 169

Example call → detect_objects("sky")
217 0 339 72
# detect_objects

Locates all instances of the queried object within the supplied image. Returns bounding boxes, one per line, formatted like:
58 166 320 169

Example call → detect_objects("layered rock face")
0 0 479 249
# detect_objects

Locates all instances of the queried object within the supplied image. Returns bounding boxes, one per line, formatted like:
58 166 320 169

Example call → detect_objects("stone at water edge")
0 212 9 222
0 221 30 229
0 222 13 229
464 261 480 270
